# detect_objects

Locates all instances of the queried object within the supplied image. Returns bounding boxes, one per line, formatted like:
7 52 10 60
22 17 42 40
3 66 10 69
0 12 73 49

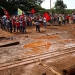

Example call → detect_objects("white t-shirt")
43 17 46 22
19 20 22 26
39 18 42 21
59 16 62 21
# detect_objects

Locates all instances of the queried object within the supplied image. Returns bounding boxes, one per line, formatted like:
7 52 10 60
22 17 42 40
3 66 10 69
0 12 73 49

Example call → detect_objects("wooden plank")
39 61 61 75
0 41 19 47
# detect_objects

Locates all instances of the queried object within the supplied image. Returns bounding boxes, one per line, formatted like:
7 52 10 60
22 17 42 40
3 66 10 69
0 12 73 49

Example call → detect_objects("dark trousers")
22 26 26 33
73 19 75 23
17 27 20 32
10 26 12 33
36 25 40 32
66 19 69 24
13 25 16 32
0 24 2 29
2 24 6 30
6 24 10 32
20 26 22 33
59 21 61 25
62 20 65 25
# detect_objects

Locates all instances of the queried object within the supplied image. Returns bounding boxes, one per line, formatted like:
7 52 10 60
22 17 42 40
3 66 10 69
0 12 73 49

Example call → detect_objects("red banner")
43 12 51 22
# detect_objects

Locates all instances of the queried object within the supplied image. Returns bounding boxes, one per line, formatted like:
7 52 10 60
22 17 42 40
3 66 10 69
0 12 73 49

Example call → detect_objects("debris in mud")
42 73 46 75
62 65 75 75
0 37 10 41
25 35 28 37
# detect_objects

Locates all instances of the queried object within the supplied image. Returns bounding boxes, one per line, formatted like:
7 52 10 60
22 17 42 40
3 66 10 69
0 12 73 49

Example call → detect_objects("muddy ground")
0 24 75 75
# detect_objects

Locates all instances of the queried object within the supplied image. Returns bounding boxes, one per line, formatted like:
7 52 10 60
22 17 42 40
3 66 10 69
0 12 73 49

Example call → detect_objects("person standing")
39 16 43 26
19 19 22 33
35 20 40 32
58 15 62 26
43 17 46 28
26 16 29 27
0 17 2 29
9 19 12 33
2 17 6 31
73 13 75 23
6 18 10 32
12 18 16 32
66 14 69 24
15 20 20 33
22 19 26 33
62 14 66 25
69 15 72 24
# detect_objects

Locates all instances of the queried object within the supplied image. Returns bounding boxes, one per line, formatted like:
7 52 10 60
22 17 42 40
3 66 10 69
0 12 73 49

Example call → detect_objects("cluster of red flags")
31 8 51 22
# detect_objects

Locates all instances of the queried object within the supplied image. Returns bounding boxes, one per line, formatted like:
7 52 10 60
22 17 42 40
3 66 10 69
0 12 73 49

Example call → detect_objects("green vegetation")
54 0 67 14
0 0 44 14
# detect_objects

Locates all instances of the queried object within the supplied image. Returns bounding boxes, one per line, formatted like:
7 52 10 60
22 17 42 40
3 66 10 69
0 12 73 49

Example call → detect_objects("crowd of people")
0 13 75 33
51 13 75 25
0 14 47 33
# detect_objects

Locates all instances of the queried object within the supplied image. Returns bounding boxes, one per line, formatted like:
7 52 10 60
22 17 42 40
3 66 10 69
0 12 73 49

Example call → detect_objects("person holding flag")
18 8 25 19
0 6 10 18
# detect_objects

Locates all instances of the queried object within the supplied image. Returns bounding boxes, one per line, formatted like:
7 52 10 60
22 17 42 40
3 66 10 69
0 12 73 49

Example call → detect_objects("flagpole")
50 0 51 9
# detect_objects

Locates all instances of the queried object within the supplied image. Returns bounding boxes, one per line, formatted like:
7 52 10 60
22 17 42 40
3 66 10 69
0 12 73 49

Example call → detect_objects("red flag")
0 6 10 18
43 12 51 22
31 8 35 14
3 9 10 18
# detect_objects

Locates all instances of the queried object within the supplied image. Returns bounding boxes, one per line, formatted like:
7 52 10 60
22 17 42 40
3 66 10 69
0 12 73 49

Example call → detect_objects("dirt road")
0 24 75 75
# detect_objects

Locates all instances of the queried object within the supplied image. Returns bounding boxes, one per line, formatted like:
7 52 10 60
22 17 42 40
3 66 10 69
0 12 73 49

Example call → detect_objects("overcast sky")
41 0 75 9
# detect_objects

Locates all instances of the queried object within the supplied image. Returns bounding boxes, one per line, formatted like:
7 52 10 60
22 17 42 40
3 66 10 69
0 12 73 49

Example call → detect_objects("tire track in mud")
0 47 75 70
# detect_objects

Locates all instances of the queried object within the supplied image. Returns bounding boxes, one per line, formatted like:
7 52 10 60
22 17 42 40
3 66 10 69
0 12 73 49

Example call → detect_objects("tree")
0 0 44 14
54 0 67 13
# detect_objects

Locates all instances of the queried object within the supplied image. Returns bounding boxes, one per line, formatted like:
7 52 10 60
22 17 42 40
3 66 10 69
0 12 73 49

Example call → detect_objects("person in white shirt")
19 19 22 33
43 17 46 28
58 15 62 25
6 18 10 31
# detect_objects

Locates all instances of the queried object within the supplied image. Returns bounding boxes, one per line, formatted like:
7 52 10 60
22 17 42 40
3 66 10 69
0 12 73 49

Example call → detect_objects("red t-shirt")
22 20 26 26
66 15 69 19
12 19 16 25
15 21 20 27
